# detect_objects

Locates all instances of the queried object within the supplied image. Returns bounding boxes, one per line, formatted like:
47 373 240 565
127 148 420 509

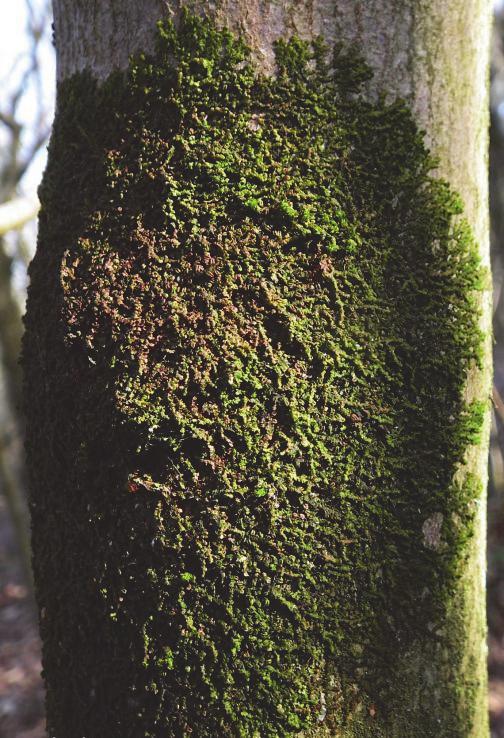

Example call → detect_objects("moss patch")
23 11 487 738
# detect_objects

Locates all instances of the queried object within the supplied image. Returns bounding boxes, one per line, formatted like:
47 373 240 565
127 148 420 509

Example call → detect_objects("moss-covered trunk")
23 2 492 736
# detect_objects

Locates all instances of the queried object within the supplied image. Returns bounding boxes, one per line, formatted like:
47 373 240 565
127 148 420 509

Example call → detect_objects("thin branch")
0 110 21 134
0 196 40 236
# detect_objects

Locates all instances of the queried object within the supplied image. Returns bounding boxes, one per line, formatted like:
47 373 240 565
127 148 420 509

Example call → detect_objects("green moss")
23 11 487 738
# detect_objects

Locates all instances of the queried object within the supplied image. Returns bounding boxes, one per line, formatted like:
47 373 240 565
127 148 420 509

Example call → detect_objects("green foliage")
23 10 486 737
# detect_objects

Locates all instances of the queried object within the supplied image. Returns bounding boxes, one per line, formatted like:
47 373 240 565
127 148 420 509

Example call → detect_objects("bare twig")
0 197 40 236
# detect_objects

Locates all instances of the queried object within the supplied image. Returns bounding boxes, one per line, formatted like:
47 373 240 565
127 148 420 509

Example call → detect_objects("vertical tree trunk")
25 1 491 736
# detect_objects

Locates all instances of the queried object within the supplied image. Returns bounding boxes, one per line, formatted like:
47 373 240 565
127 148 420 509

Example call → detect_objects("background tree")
0 4 53 736
23 2 492 737
0 0 52 584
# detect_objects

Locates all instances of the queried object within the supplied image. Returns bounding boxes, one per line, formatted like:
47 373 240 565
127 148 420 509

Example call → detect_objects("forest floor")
1 489 504 738
488 486 504 738
0 493 44 738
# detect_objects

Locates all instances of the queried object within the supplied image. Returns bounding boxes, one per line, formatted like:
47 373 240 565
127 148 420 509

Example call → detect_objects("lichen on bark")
23 12 487 737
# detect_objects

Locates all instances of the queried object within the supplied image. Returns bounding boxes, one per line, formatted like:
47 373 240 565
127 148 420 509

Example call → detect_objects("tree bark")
26 1 492 736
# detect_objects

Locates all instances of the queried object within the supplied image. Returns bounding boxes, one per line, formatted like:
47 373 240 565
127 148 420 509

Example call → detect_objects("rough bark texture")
25 1 492 736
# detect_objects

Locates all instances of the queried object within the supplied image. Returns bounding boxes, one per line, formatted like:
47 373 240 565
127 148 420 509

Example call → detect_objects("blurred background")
1 2 504 736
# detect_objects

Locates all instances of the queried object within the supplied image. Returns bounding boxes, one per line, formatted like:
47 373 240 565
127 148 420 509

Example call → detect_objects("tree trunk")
24 1 492 736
